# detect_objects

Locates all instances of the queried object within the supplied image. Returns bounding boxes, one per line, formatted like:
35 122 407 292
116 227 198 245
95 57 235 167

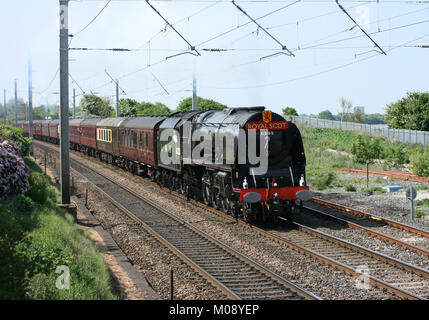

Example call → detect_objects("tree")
50 105 71 119
80 94 113 118
139 102 171 116
385 92 429 131
32 106 47 120
352 107 364 123
119 98 139 117
176 96 227 112
339 97 352 122
4 98 27 122
318 110 335 120
363 113 385 124
282 107 298 117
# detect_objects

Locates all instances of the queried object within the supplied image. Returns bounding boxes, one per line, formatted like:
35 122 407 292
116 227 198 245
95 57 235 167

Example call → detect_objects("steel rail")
312 198 429 239
304 201 429 258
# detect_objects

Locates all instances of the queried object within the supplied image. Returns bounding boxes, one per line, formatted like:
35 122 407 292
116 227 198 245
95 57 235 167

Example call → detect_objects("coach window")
127 130 131 147
133 131 137 148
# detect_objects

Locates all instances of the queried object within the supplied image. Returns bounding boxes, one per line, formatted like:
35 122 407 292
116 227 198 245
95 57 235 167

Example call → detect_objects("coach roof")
120 116 166 129
81 118 102 126
70 118 85 126
97 117 128 127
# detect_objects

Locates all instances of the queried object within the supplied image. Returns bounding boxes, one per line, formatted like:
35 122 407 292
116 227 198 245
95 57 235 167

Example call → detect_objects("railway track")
305 198 429 258
185 194 429 300
34 142 319 300
35 141 429 299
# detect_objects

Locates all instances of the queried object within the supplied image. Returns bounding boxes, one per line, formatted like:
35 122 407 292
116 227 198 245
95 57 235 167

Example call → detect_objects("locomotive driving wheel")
243 203 256 223
221 196 232 214
202 183 211 206
212 189 221 210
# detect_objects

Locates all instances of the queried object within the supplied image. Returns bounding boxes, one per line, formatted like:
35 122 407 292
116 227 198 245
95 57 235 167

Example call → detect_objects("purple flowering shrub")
1 125 32 157
0 132 30 199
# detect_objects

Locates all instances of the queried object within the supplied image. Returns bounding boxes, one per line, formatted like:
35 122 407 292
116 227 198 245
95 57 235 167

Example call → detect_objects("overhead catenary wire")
69 73 87 94
137 0 221 48
151 72 170 95
335 0 387 55
72 15 429 96
72 0 112 38
300 18 429 50
231 0 295 56
75 0 429 4
145 0 201 56
200 32 429 90
196 0 300 47
61 0 429 107
105 70 127 94
38 68 59 94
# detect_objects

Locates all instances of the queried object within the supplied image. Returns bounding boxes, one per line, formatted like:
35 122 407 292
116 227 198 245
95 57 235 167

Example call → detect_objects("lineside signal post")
406 187 417 221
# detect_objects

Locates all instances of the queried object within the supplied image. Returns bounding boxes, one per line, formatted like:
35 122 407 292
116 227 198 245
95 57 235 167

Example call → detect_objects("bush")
0 134 30 199
415 210 428 219
410 147 429 177
25 171 49 204
382 143 409 166
13 195 34 212
310 172 337 190
416 199 429 207
345 185 357 192
360 186 386 194
351 135 382 164
0 125 32 157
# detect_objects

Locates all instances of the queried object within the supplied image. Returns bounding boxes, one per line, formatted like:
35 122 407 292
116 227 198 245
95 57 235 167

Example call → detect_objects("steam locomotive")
19 107 312 223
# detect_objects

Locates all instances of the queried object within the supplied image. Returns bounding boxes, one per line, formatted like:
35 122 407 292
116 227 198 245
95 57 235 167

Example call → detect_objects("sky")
0 0 428 117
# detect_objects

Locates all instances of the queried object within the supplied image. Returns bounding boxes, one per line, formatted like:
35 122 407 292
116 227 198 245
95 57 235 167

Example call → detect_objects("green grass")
414 185 429 191
360 186 387 194
415 210 428 219
416 199 429 208
345 185 357 192
0 157 117 300
299 126 428 185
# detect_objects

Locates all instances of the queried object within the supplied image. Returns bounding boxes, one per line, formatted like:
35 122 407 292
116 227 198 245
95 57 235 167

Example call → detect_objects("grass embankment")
0 157 117 300
300 126 429 191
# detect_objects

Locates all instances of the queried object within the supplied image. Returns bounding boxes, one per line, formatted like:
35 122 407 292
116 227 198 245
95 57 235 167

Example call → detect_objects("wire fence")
289 115 429 147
